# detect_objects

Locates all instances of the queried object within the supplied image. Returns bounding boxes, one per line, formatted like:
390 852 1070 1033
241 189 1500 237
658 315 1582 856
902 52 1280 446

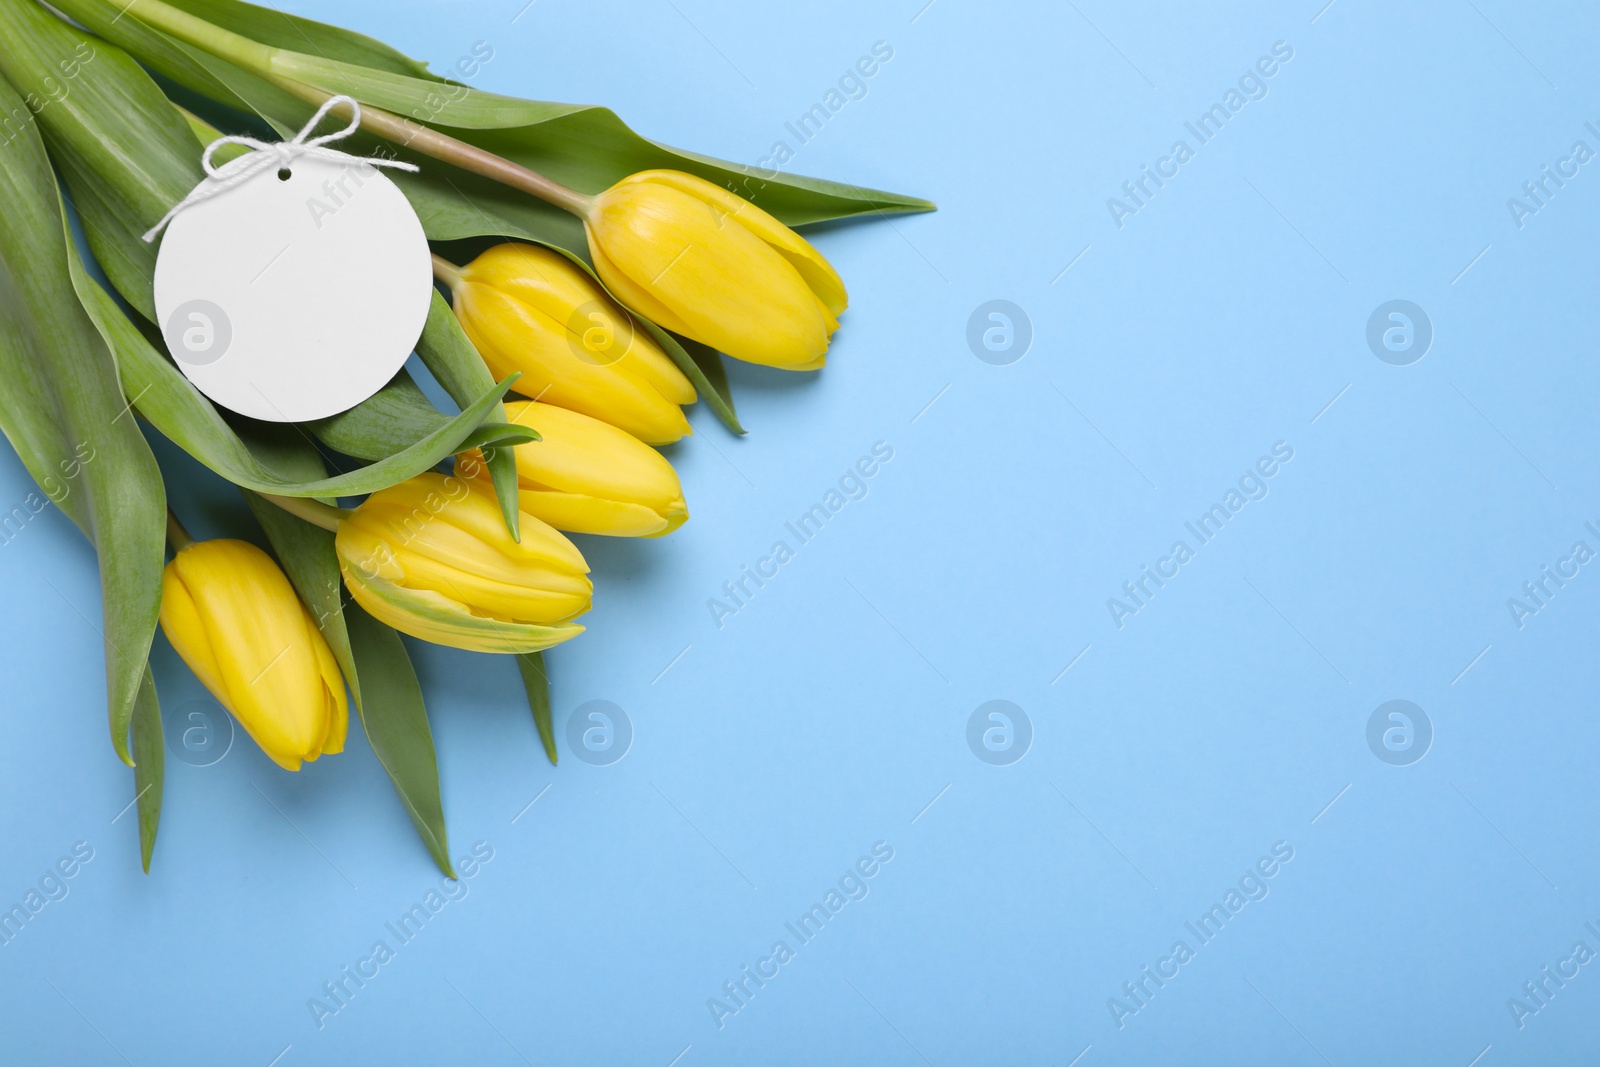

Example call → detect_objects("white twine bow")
142 95 418 242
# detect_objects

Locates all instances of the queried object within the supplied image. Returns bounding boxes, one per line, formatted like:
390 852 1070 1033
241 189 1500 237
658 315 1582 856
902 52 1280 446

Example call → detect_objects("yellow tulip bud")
460 401 687 538
447 243 696 445
159 540 348 772
584 169 848 372
336 472 591 654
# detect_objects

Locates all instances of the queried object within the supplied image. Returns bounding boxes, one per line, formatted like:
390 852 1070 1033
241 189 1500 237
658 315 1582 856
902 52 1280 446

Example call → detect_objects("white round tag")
152 153 432 422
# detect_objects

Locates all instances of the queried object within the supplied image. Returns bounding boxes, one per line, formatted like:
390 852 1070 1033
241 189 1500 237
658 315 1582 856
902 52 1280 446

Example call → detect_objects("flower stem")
117 0 595 217
263 494 345 532
430 253 463 290
120 0 274 71
312 90 595 216
165 509 194 551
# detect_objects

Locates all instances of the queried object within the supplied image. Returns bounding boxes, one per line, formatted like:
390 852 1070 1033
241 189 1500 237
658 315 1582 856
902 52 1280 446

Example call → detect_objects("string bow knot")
143 95 417 242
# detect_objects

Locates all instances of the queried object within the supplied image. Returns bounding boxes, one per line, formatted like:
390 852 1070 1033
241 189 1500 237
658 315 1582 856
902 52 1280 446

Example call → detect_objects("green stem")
329 90 595 216
119 0 595 216
430 253 463 290
263 493 345 532
122 0 274 70
165 509 194 551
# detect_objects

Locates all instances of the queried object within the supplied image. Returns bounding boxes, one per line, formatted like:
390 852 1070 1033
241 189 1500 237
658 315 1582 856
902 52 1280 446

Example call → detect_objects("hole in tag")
277 167 292 181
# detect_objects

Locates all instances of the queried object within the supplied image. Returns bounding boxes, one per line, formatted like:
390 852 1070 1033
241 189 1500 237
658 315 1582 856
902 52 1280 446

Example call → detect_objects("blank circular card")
152 153 432 423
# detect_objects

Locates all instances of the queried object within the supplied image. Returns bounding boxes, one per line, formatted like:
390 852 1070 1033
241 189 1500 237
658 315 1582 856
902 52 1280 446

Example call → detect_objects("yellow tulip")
160 539 348 772
584 169 848 371
442 244 696 445
336 472 592 654
459 401 687 537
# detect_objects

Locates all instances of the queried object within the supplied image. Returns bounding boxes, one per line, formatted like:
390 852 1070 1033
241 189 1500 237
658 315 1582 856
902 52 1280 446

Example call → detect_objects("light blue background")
3 0 1600 1063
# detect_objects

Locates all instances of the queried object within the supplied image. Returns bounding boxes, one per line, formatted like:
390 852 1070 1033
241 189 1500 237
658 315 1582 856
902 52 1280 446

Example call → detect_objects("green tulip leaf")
243 448 453 878
344 603 455 878
515 651 557 766
304 368 536 462
649 326 743 437
682 337 737 425
0 65 168 770
160 0 438 79
415 290 524 539
280 51 932 226
0 0 204 326
130 666 165 873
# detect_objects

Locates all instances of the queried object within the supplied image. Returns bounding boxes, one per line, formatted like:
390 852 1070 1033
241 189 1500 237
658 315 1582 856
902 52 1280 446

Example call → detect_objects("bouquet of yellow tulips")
0 0 929 874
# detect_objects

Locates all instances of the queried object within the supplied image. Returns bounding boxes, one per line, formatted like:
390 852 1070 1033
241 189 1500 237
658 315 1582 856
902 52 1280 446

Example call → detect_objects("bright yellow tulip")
459 401 687 537
584 169 848 371
160 539 348 772
336 472 591 654
443 244 696 445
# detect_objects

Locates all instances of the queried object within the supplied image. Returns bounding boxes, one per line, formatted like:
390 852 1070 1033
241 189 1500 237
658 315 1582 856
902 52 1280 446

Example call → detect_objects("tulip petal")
459 402 689 537
386 548 592 624
586 231 697 337
464 242 604 325
502 402 686 507
466 243 697 406
456 281 694 444
588 181 831 368
619 329 699 407
159 564 227 699
306 605 349 756
163 541 340 770
516 490 674 538
622 170 848 315
342 473 588 570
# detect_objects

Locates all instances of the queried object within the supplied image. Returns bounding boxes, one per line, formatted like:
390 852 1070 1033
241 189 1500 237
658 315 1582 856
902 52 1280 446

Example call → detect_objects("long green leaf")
514 652 556 766
344 603 454 877
274 51 933 225
130 667 165 872
305 375 530 463
241 438 453 877
642 318 743 436
0 64 166 768
2 2 203 324
304 367 534 462
161 0 437 79
415 289 522 539
678 335 738 429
